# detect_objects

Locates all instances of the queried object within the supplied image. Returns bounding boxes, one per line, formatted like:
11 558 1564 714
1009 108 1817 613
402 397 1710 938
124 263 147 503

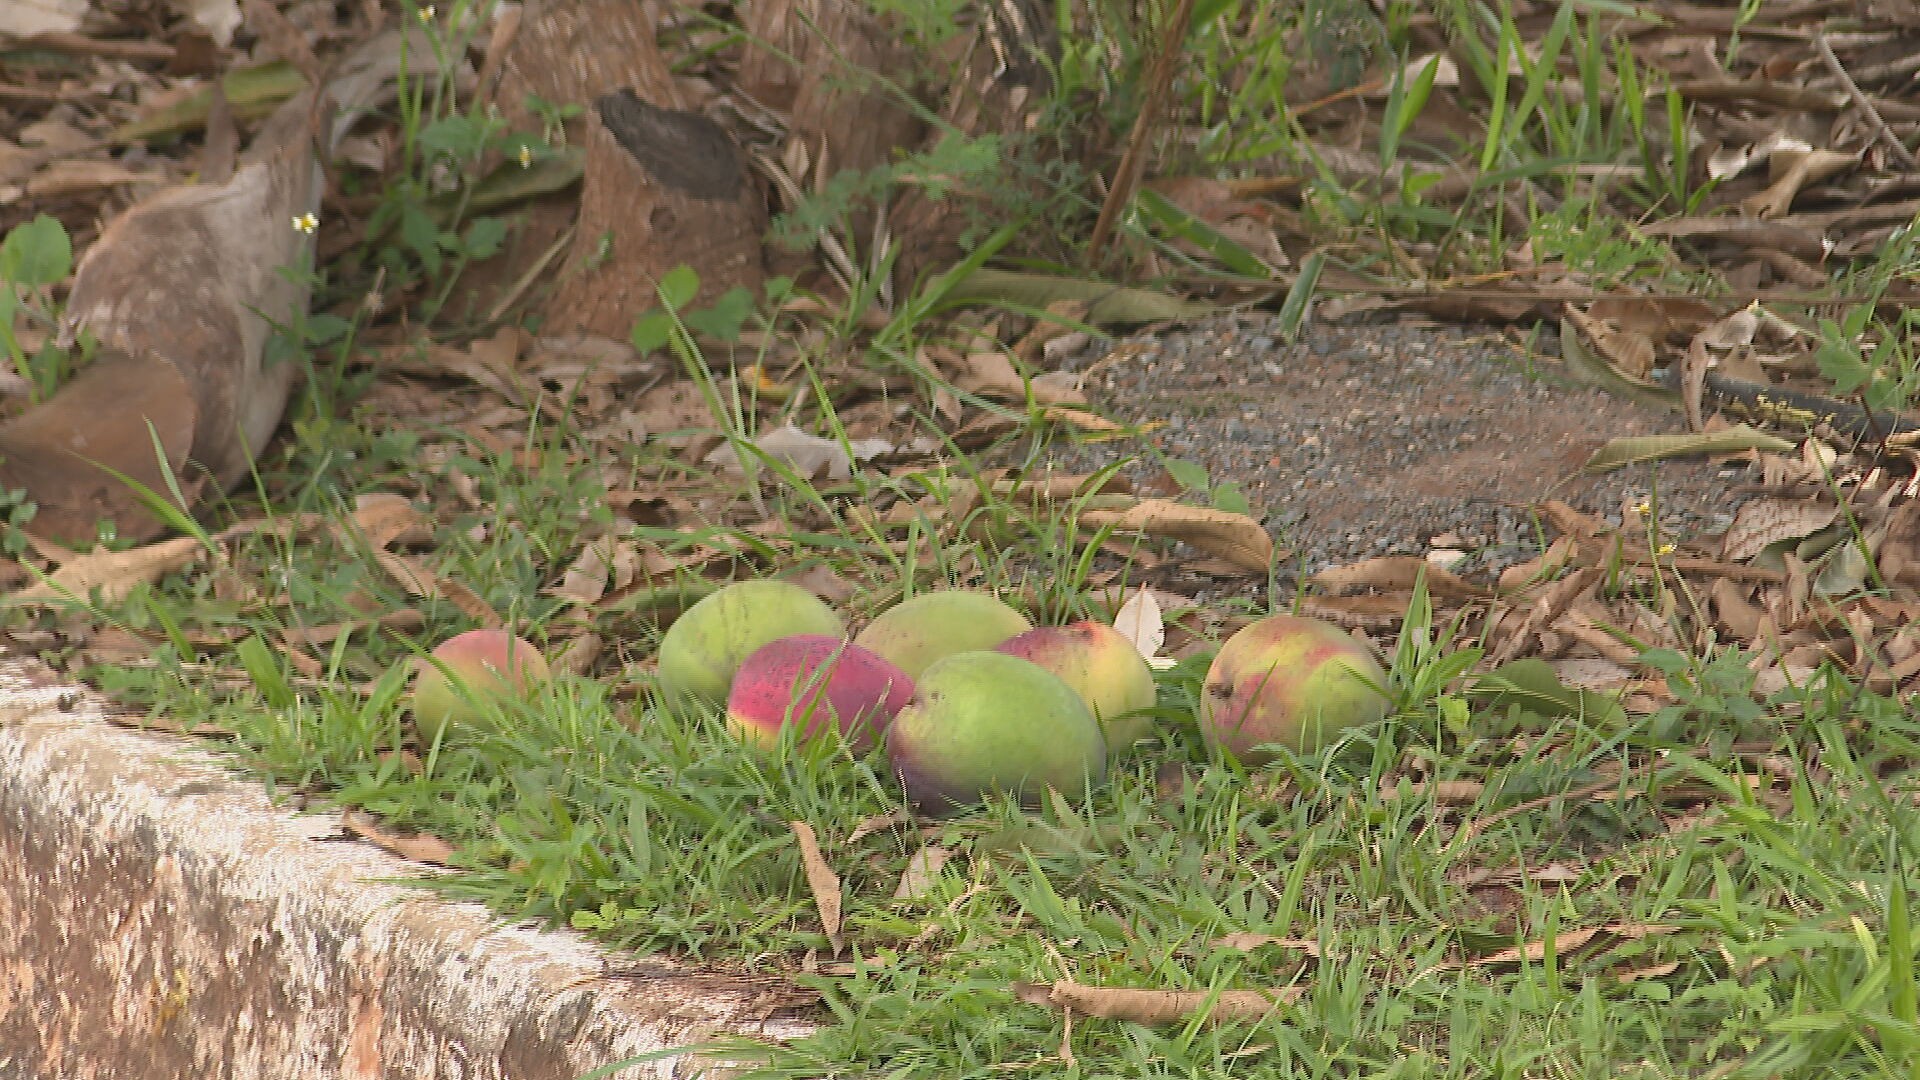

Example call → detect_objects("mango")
996 621 1158 752
886 650 1107 812
1197 614 1391 763
853 590 1032 679
656 579 845 708
725 635 913 751
410 629 550 746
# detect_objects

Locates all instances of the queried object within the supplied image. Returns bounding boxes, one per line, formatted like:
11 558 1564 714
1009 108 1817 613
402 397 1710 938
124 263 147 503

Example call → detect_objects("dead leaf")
706 423 854 483
1309 556 1493 601
1721 497 1839 563
1079 499 1274 571
9 536 206 604
892 845 955 901
1582 426 1795 472
1454 923 1677 969
1380 779 1486 805
188 0 244 45
1565 306 1656 381
346 492 432 549
1207 934 1323 956
340 808 458 867
373 551 503 627
0 354 199 545
1113 586 1176 669
789 820 844 954
847 809 910 844
957 352 1087 406
1038 404 1128 434
1013 980 1300 1026
1741 149 1858 219
549 541 617 605
0 0 88 36
0 34 426 545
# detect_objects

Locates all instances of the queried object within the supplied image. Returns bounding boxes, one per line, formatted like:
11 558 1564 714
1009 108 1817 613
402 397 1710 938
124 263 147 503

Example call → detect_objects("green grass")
87 539 1920 1077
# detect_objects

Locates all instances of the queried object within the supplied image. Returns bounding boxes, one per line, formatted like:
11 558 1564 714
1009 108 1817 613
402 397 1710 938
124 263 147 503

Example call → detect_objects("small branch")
1815 34 1916 169
1086 0 1198 267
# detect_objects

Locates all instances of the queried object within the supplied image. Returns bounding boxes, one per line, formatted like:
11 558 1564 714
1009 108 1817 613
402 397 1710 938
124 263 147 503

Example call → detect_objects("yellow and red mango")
995 621 1158 752
1198 614 1391 763
410 629 550 745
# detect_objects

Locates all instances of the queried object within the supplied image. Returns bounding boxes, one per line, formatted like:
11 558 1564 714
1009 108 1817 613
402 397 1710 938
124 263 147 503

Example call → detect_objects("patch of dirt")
1047 312 1751 577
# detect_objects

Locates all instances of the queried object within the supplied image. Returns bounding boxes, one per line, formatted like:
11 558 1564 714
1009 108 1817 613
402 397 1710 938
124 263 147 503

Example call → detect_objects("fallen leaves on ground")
789 820 845 954
1013 979 1301 1026
340 808 458 867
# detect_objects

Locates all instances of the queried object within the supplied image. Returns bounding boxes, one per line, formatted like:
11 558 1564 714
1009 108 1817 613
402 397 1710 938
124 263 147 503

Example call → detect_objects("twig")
1460 779 1617 842
1814 34 1916 169
1086 0 1198 266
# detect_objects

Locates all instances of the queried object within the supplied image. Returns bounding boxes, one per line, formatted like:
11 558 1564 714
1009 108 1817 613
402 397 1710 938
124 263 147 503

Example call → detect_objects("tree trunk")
490 0 766 337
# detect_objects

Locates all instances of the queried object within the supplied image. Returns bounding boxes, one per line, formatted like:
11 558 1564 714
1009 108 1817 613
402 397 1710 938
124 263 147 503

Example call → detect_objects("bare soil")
1046 312 1750 578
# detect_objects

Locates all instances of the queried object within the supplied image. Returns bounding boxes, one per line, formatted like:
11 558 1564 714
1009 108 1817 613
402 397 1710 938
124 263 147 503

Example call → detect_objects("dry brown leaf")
1381 779 1486 805
1455 923 1677 969
277 609 426 647
548 632 603 677
1584 297 1716 342
9 536 206 604
893 845 955 901
789 820 844 954
0 354 199 544
1615 961 1681 984
1039 404 1126 434
1113 585 1176 669
1207 934 1323 956
0 0 87 36
24 159 171 198
1742 148 1858 219
340 808 458 867
1013 980 1300 1026
707 423 855 483
347 492 432 549
0 35 425 546
1310 556 1492 601
1079 499 1274 571
99 705 233 738
957 352 1087 406
1721 497 1839 563
846 809 910 844
549 541 617 605
1565 305 1656 381
373 550 503 628
1297 593 1409 631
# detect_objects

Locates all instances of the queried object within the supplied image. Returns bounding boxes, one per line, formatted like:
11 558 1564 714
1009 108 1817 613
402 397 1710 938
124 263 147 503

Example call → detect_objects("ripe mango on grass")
1197 614 1391 763
725 635 913 751
656 579 846 707
410 629 550 746
853 590 1033 679
886 650 1108 812
996 621 1158 752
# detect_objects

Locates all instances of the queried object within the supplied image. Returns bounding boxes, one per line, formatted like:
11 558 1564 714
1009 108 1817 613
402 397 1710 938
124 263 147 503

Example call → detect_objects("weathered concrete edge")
0 656 812 1080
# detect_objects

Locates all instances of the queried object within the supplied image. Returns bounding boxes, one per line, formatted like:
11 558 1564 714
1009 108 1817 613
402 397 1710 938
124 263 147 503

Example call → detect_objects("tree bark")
491 0 765 338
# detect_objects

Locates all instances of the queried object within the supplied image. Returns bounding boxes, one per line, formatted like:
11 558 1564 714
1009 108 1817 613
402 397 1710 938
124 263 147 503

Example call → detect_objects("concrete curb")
0 657 813 1079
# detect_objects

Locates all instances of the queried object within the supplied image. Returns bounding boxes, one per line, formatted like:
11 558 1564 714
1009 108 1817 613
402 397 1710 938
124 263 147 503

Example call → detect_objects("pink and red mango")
725 635 914 751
